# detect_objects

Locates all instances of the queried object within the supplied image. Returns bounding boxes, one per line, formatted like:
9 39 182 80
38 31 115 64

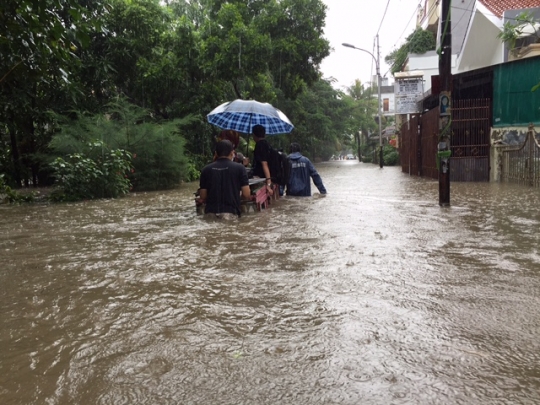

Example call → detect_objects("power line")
369 36 376 89
392 0 440 50
392 4 420 49
384 1 439 76
376 0 392 36
453 1 476 53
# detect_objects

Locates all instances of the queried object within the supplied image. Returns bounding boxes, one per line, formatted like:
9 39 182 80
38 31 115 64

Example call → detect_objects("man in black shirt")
199 140 251 219
252 124 274 196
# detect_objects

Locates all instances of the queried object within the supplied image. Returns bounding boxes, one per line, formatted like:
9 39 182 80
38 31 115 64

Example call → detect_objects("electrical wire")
376 0 392 36
385 0 439 74
452 1 476 54
392 0 441 48
392 3 421 49
370 36 376 89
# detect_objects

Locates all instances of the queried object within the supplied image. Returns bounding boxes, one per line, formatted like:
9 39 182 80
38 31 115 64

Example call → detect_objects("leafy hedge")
50 145 132 201
383 145 399 166
50 99 192 200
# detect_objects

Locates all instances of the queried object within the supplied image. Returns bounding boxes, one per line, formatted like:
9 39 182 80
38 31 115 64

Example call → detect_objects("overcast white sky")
320 0 421 90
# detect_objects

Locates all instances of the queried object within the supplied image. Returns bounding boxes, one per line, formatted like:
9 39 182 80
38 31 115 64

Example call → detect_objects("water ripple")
1 165 540 404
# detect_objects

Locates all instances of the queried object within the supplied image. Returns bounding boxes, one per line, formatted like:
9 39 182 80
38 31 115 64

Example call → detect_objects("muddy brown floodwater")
1 161 540 404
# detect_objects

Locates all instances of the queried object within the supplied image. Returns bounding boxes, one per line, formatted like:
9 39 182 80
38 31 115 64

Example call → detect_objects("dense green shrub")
362 154 373 163
359 144 374 163
383 145 399 166
126 121 190 190
50 144 133 201
184 160 201 182
0 174 35 203
50 99 191 192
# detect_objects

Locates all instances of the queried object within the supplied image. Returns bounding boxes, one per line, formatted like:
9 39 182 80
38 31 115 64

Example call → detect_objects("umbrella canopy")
207 99 294 135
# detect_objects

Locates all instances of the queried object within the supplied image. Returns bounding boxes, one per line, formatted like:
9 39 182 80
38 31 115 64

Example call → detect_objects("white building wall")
406 51 458 95
456 10 504 72
380 91 396 116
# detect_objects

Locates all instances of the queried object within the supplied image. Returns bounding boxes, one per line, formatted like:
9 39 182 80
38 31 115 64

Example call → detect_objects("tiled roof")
480 0 540 18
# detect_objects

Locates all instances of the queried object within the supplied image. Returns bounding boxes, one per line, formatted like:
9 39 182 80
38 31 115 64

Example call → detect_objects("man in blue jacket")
287 143 327 196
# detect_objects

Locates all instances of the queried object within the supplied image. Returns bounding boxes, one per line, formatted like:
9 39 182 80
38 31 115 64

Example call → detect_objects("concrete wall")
491 126 536 146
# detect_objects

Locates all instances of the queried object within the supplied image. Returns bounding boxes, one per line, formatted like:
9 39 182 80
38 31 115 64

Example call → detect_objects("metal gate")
400 114 420 176
399 109 439 180
420 108 439 180
450 99 491 182
400 99 491 182
501 124 540 187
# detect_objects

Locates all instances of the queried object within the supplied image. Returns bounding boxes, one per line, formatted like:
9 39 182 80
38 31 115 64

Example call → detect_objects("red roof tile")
480 0 540 18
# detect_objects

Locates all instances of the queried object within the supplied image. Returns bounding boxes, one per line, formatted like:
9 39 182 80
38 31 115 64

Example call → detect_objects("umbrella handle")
246 115 252 157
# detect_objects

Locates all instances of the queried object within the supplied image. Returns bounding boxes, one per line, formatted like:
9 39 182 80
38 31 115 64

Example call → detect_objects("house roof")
480 0 540 18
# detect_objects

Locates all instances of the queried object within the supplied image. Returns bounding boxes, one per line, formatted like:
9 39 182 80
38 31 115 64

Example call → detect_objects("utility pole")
438 0 451 206
376 35 383 168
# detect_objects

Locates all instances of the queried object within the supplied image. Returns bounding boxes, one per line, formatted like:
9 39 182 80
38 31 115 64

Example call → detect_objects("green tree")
498 11 540 52
101 0 173 110
197 0 330 101
260 0 330 99
344 80 378 159
497 11 540 92
0 0 107 187
276 79 356 160
1 0 338 194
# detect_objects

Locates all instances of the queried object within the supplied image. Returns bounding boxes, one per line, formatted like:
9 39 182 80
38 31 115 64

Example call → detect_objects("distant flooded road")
1 161 540 404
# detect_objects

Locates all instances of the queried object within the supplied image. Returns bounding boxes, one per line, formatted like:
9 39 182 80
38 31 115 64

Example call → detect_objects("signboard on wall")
394 78 424 114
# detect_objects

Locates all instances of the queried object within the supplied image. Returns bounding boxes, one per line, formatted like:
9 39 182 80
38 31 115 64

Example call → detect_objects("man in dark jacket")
199 140 251 218
287 143 327 196
252 124 274 196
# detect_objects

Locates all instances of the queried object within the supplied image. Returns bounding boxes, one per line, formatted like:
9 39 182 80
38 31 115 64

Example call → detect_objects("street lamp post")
343 36 383 168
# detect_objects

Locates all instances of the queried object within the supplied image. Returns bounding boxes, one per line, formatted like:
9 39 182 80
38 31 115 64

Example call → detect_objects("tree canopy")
1 0 381 198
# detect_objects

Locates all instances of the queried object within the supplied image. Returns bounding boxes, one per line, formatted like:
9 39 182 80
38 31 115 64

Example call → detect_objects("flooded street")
1 160 540 404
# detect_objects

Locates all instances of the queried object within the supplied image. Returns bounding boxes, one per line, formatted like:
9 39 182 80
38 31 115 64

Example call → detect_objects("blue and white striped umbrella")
207 99 294 135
